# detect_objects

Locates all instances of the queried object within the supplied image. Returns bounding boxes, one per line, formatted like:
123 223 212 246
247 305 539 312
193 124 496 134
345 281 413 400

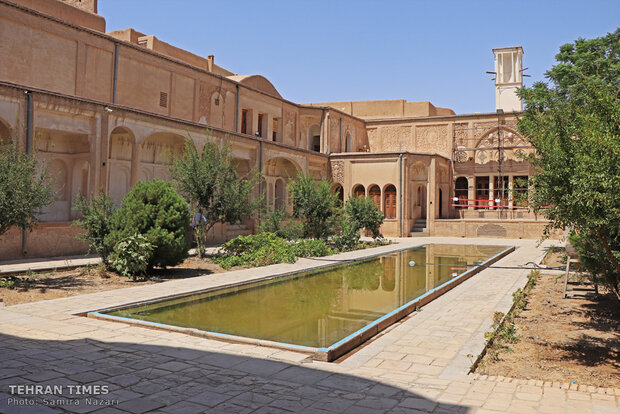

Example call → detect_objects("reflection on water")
107 244 506 348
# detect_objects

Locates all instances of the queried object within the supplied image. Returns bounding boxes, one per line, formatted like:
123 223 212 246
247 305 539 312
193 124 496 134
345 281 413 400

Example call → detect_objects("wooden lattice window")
384 185 396 219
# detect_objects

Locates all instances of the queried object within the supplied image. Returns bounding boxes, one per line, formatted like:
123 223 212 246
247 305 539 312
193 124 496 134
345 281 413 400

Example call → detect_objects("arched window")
455 177 468 208
345 133 352 152
383 185 397 219
352 184 365 198
368 185 381 208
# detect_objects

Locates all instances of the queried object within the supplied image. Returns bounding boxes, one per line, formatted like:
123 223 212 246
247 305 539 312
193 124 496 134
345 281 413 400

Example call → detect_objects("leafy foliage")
111 233 155 280
106 180 190 269
169 137 261 257
0 142 54 237
259 207 303 240
333 195 384 251
214 232 332 269
291 238 332 257
73 190 115 263
288 173 339 240
214 232 296 269
517 29 620 300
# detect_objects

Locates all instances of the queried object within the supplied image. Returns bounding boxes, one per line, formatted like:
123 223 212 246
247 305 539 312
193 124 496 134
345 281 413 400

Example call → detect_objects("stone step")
409 231 429 237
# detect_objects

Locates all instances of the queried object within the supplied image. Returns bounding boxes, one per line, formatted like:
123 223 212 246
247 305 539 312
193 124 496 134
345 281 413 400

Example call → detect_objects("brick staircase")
409 219 428 237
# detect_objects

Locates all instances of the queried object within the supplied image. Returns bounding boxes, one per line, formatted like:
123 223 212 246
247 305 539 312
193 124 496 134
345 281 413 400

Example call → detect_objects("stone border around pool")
87 245 515 362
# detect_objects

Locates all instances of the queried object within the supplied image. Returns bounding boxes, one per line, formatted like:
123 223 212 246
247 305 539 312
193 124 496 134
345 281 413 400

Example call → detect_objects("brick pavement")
0 237 617 413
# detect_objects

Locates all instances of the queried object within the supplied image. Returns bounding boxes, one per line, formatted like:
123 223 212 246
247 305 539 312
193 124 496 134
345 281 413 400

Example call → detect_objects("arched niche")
345 133 352 152
108 126 135 205
109 126 134 161
264 157 301 179
40 159 69 221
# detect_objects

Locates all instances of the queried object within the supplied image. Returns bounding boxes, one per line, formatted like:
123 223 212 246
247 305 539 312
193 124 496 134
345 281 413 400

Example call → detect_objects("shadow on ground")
0 331 469 413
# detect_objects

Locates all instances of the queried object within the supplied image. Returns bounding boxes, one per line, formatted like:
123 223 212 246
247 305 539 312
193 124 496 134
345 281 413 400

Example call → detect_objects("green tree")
106 180 190 269
0 142 54 237
344 195 384 239
170 137 260 257
73 190 115 263
517 28 620 299
333 195 384 251
288 173 339 240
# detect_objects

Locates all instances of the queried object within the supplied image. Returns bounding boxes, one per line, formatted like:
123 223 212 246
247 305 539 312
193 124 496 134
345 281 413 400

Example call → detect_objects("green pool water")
106 244 506 348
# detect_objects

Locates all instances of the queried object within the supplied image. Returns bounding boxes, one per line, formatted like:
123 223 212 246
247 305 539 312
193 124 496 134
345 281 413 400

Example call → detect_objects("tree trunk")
594 226 620 301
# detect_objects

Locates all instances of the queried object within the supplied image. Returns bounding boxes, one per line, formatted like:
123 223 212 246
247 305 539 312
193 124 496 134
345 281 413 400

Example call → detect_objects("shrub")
214 233 332 269
332 219 361 252
292 239 332 257
259 207 303 240
333 196 385 251
106 180 190 269
345 196 384 239
214 232 296 269
73 190 115 263
288 173 339 240
112 233 155 280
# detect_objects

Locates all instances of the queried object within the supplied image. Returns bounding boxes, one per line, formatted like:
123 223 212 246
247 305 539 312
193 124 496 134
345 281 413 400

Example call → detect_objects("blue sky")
99 0 619 114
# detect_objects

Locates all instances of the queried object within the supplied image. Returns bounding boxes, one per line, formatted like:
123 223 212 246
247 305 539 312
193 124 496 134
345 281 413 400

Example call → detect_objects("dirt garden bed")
476 248 620 388
0 257 228 306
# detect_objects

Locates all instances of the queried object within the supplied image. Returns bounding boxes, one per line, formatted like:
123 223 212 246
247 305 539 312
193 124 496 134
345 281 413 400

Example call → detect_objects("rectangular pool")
91 244 512 360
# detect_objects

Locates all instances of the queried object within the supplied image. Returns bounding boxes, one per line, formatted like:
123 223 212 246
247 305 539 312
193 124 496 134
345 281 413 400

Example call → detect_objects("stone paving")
0 237 618 413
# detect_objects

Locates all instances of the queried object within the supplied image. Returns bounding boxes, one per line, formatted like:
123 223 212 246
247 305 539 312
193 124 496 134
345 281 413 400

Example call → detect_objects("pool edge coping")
87 245 515 362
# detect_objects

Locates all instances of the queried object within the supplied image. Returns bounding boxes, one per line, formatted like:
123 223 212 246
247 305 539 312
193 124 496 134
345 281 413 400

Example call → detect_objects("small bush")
112 233 155 280
332 219 361 251
344 196 384 239
259 208 304 240
292 239 332 257
214 233 332 269
214 233 296 269
106 180 190 269
73 190 115 263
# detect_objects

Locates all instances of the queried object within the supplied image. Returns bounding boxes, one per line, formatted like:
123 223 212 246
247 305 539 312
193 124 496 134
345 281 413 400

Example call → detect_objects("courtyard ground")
0 257 227 307
476 266 620 388
0 237 618 413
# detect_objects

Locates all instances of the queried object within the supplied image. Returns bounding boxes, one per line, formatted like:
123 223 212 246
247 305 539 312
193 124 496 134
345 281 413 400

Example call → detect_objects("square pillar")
488 175 494 207
130 140 141 187
427 158 437 233
508 175 514 208
467 176 475 211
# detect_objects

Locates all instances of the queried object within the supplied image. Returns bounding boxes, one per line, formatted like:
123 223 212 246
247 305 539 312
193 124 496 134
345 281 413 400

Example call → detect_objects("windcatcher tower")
493 47 523 112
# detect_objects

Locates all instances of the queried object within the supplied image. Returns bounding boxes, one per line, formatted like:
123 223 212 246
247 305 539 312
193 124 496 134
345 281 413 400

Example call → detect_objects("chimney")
207 55 214 72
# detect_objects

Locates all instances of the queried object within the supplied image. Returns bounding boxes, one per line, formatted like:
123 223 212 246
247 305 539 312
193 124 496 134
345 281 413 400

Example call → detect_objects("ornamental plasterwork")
330 160 344 184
